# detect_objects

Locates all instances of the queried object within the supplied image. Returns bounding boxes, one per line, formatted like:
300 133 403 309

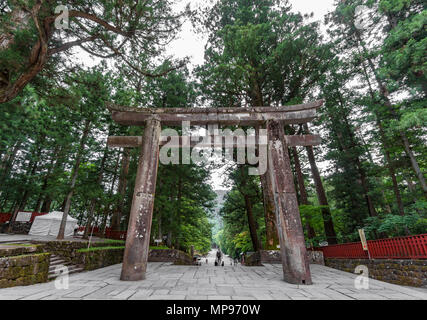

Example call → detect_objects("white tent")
29 211 78 237
16 211 32 222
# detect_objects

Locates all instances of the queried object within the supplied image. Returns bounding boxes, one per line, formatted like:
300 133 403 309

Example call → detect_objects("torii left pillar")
120 117 161 281
267 120 312 285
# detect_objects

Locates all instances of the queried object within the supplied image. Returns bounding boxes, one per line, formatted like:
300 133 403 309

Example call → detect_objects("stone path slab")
0 258 426 300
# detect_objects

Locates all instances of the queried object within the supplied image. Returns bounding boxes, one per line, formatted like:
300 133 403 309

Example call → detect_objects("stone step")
50 257 65 264
47 253 85 280
48 263 71 272
50 260 68 267
48 266 84 280
49 263 83 272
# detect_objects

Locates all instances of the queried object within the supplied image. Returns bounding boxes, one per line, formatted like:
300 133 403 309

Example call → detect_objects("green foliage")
364 212 427 238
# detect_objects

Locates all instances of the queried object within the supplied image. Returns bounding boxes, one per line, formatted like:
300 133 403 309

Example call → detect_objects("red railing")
76 226 100 233
315 234 427 260
0 213 11 224
0 212 48 224
105 228 127 240
74 226 127 240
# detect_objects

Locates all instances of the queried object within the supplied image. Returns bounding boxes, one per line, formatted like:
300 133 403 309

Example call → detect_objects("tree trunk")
57 119 91 240
100 153 121 236
7 161 38 232
34 146 61 212
7 135 45 232
111 148 130 231
0 141 21 189
243 194 261 252
358 132 392 214
292 147 316 239
175 175 183 251
400 133 427 198
259 173 279 249
41 199 52 213
0 4 52 104
254 100 278 250
404 175 423 215
83 200 97 239
157 210 163 241
237 165 262 252
83 145 109 239
304 125 337 244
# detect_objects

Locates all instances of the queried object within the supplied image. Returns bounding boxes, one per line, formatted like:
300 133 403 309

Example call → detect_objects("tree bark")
292 147 316 239
34 146 61 212
100 153 121 236
83 145 109 239
256 125 279 249
304 125 337 245
57 119 91 239
0 141 21 189
111 148 130 231
7 160 38 232
243 193 261 252
7 134 45 232
252 91 279 250
237 165 262 252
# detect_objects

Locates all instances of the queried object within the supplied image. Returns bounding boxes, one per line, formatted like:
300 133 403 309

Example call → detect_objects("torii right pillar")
267 120 312 285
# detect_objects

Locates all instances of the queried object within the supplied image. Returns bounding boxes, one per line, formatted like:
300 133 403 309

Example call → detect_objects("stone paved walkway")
1 252 426 300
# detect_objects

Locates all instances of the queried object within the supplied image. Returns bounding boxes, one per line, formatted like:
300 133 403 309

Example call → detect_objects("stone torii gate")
107 100 324 285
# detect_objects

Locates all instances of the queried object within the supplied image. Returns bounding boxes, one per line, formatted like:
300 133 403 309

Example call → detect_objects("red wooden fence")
104 228 127 240
76 226 100 233
76 226 127 240
0 213 11 224
0 212 48 224
314 234 427 259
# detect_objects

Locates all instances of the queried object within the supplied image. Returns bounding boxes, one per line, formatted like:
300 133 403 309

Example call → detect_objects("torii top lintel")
107 100 324 126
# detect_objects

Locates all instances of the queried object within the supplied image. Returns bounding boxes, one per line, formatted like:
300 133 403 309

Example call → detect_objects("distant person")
216 249 222 266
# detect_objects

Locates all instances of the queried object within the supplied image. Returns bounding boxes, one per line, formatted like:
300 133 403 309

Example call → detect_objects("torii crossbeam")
107 100 324 285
